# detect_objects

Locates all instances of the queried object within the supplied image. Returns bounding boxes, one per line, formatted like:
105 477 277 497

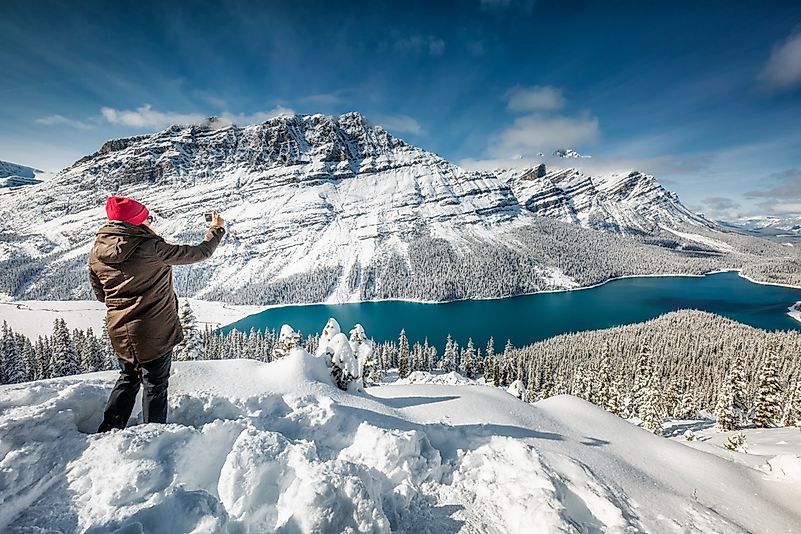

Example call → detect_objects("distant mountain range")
720 215 801 236
0 160 44 188
0 112 797 303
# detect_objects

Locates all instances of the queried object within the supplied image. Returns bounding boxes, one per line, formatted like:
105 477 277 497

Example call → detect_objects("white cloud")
374 114 423 135
100 105 206 128
34 114 93 129
489 114 599 157
759 31 801 91
507 85 565 112
98 104 295 129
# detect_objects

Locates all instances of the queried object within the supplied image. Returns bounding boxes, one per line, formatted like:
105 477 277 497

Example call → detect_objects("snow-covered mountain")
0 112 728 303
724 215 801 236
553 148 590 159
0 160 44 188
2 353 799 532
498 165 713 234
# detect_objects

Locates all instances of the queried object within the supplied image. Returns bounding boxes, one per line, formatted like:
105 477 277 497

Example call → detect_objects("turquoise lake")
223 271 801 348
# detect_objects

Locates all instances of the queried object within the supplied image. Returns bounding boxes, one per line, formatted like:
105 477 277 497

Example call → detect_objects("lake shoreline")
247 267 801 311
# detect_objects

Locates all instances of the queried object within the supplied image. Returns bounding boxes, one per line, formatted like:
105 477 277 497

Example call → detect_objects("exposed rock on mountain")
0 113 793 304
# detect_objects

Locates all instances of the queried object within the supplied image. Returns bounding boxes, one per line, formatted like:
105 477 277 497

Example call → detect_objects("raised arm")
153 225 225 266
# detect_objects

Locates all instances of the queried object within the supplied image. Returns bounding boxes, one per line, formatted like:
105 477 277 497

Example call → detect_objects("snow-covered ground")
2 360 799 533
665 419 801 476
0 298 265 338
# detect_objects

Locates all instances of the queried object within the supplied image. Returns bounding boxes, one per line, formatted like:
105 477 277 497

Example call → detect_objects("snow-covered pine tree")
492 357 500 387
21 336 35 383
51 319 80 377
398 329 410 379
459 338 476 379
594 344 612 409
639 378 663 435
714 377 737 431
81 328 105 373
754 348 783 428
34 336 51 379
348 324 373 386
273 324 300 359
501 339 513 386
483 337 495 383
174 301 204 361
525 370 537 403
571 367 585 398
729 353 748 425
1 322 26 384
607 382 623 416
781 379 801 427
632 342 654 413
439 334 456 372
662 380 680 419
538 373 554 401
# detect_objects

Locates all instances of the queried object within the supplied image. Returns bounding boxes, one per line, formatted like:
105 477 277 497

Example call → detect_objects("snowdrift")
2 355 800 533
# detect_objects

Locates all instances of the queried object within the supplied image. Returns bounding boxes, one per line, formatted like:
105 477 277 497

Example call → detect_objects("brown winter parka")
88 221 225 364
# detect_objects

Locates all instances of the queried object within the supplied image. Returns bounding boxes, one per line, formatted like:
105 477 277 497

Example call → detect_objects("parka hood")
92 222 156 264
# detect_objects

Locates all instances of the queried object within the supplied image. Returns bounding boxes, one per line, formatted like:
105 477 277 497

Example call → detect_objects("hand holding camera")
205 211 225 228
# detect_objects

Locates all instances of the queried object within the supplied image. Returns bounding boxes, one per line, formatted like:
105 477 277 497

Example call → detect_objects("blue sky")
2 0 801 219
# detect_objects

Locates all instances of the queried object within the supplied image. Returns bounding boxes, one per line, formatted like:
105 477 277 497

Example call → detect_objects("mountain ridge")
0 112 796 304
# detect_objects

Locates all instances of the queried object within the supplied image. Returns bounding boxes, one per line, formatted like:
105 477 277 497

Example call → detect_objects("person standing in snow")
89 196 225 432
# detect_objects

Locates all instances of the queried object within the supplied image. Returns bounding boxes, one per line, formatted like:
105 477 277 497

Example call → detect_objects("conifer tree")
714 378 737 431
492 358 500 387
398 329 410 379
754 348 783 428
174 302 204 361
51 319 80 377
607 382 624 416
632 342 654 413
640 378 663 435
539 373 554 401
729 354 748 425
460 338 476 378
1 322 26 384
525 373 537 403
594 345 612 408
781 380 801 427
484 336 495 382
439 334 456 372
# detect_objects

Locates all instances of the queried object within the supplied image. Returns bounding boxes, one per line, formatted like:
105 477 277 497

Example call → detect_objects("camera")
205 212 214 223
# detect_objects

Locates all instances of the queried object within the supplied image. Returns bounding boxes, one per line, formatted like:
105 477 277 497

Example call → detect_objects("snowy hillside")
2 355 800 533
1 112 796 304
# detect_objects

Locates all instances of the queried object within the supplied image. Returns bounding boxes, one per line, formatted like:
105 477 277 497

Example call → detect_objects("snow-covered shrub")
314 318 374 391
273 325 301 359
507 380 525 400
683 429 696 442
724 432 748 452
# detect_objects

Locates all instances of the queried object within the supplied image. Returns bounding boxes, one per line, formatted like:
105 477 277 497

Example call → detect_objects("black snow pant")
97 351 172 432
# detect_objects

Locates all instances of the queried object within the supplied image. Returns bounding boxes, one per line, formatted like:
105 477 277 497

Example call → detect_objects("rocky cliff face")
500 165 713 235
0 112 722 303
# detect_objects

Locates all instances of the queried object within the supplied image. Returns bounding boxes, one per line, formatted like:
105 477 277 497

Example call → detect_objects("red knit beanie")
105 196 149 226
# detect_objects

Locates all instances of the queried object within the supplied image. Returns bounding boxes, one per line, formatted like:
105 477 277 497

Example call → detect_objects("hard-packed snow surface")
2 360 800 533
